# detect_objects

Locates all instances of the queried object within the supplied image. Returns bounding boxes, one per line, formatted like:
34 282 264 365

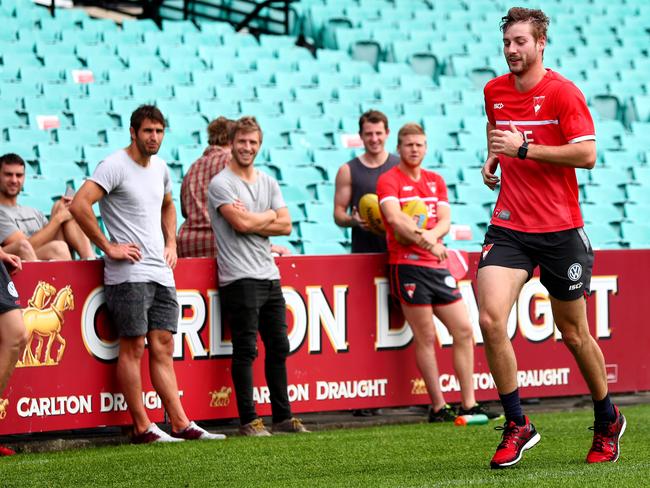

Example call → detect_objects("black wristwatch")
517 141 529 159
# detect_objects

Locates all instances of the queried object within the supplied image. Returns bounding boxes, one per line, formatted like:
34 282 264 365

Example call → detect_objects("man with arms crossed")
70 105 224 443
377 123 489 422
334 110 399 253
208 116 308 436
479 7 624 468
0 249 26 456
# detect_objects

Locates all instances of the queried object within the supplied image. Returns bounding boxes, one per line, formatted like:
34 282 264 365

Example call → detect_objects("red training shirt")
484 69 595 233
377 166 450 268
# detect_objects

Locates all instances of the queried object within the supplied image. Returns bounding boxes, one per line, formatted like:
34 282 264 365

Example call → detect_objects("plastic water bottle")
454 414 489 426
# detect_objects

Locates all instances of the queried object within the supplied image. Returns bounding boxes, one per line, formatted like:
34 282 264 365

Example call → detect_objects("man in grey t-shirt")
0 153 94 261
70 105 224 444
208 116 308 437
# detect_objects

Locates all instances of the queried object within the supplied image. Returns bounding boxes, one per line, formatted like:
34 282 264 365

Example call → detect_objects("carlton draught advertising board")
0 251 647 435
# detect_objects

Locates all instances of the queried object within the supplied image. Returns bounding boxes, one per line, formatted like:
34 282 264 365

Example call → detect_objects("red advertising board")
1 250 648 435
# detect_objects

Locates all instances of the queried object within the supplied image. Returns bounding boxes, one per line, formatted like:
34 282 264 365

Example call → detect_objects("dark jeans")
219 279 292 425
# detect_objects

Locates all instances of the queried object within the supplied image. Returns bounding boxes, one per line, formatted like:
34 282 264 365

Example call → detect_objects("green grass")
2 404 649 487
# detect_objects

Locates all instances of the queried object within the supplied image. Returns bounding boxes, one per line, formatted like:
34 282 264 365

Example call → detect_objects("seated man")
0 153 95 261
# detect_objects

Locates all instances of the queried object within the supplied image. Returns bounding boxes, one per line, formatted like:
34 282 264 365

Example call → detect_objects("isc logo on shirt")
493 103 504 109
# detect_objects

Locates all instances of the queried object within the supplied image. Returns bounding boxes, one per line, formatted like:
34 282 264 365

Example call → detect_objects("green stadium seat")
36 143 86 178
620 222 650 248
631 95 650 121
301 241 347 254
274 71 315 87
280 184 313 204
601 150 637 168
625 203 650 223
583 223 621 248
198 99 240 119
299 221 346 242
312 182 335 203
581 203 624 224
121 18 159 34
55 127 100 147
268 147 311 167
625 184 650 205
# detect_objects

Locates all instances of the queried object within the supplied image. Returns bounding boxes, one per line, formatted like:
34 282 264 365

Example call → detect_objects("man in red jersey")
479 7 625 469
377 123 491 422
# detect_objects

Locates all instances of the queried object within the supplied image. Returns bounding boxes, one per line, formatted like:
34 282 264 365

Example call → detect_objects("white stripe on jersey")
569 135 596 143
495 120 559 126
399 196 438 203
379 196 399 206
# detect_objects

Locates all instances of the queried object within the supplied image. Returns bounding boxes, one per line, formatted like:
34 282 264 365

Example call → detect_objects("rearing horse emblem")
18 282 75 367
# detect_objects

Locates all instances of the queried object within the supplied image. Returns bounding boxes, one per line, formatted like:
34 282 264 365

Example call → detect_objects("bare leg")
477 266 528 394
3 240 36 262
61 219 95 259
434 300 476 410
551 297 608 400
117 336 150 434
34 241 71 261
401 303 446 411
0 310 27 394
147 329 189 432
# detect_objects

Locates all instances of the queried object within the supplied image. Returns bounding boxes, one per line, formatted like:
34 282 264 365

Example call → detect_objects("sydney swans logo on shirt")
533 96 546 115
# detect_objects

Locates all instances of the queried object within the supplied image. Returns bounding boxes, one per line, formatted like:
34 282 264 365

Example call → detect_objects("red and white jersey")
377 166 450 268
484 69 595 232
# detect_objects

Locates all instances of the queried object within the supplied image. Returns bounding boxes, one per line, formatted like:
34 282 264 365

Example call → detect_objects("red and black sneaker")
587 405 626 463
0 445 16 456
490 416 541 469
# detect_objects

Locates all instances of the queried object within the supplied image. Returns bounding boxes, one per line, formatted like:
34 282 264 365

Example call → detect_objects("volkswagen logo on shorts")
567 263 582 282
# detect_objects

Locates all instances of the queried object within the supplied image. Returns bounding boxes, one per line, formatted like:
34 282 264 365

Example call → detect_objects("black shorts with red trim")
389 264 462 306
478 225 593 301
0 263 21 313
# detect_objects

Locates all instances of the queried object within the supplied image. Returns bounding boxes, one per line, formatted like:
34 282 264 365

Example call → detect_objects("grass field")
1 404 649 487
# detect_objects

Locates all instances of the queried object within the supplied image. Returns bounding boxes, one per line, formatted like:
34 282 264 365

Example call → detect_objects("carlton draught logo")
209 387 232 407
18 282 75 367
0 398 8 420
410 378 427 395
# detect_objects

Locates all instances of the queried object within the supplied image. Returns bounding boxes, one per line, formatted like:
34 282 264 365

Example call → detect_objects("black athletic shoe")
457 403 502 420
428 404 457 423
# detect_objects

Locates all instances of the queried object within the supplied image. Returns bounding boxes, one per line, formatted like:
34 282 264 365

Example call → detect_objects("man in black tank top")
334 110 399 253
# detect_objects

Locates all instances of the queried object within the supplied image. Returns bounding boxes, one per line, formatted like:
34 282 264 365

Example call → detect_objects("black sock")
593 394 616 423
499 389 525 426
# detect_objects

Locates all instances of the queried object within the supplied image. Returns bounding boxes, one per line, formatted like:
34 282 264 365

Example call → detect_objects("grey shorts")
104 282 179 338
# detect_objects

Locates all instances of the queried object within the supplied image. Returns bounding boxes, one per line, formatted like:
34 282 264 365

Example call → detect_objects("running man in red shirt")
378 123 492 422
479 7 625 469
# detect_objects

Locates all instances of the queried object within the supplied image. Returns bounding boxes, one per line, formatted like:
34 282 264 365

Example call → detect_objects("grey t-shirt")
208 166 286 286
0 204 48 242
90 149 175 286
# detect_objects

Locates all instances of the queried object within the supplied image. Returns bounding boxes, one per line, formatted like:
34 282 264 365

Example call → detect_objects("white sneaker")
171 421 227 440
132 423 184 444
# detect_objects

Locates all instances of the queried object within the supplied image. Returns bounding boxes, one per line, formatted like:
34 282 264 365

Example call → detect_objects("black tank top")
348 153 400 253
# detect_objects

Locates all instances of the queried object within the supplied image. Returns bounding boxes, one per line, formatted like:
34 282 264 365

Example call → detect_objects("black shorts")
478 225 594 301
104 282 179 338
389 264 462 306
0 263 20 313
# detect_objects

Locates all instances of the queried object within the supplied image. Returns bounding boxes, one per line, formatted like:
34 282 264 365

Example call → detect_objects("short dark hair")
229 116 263 144
500 7 550 42
0 153 26 170
207 116 235 146
397 123 425 145
130 104 166 132
358 110 389 134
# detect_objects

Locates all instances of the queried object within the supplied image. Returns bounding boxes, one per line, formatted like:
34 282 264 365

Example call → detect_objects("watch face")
518 144 528 159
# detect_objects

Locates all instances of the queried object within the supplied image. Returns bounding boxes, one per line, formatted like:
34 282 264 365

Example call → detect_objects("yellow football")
395 198 428 244
358 193 385 235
